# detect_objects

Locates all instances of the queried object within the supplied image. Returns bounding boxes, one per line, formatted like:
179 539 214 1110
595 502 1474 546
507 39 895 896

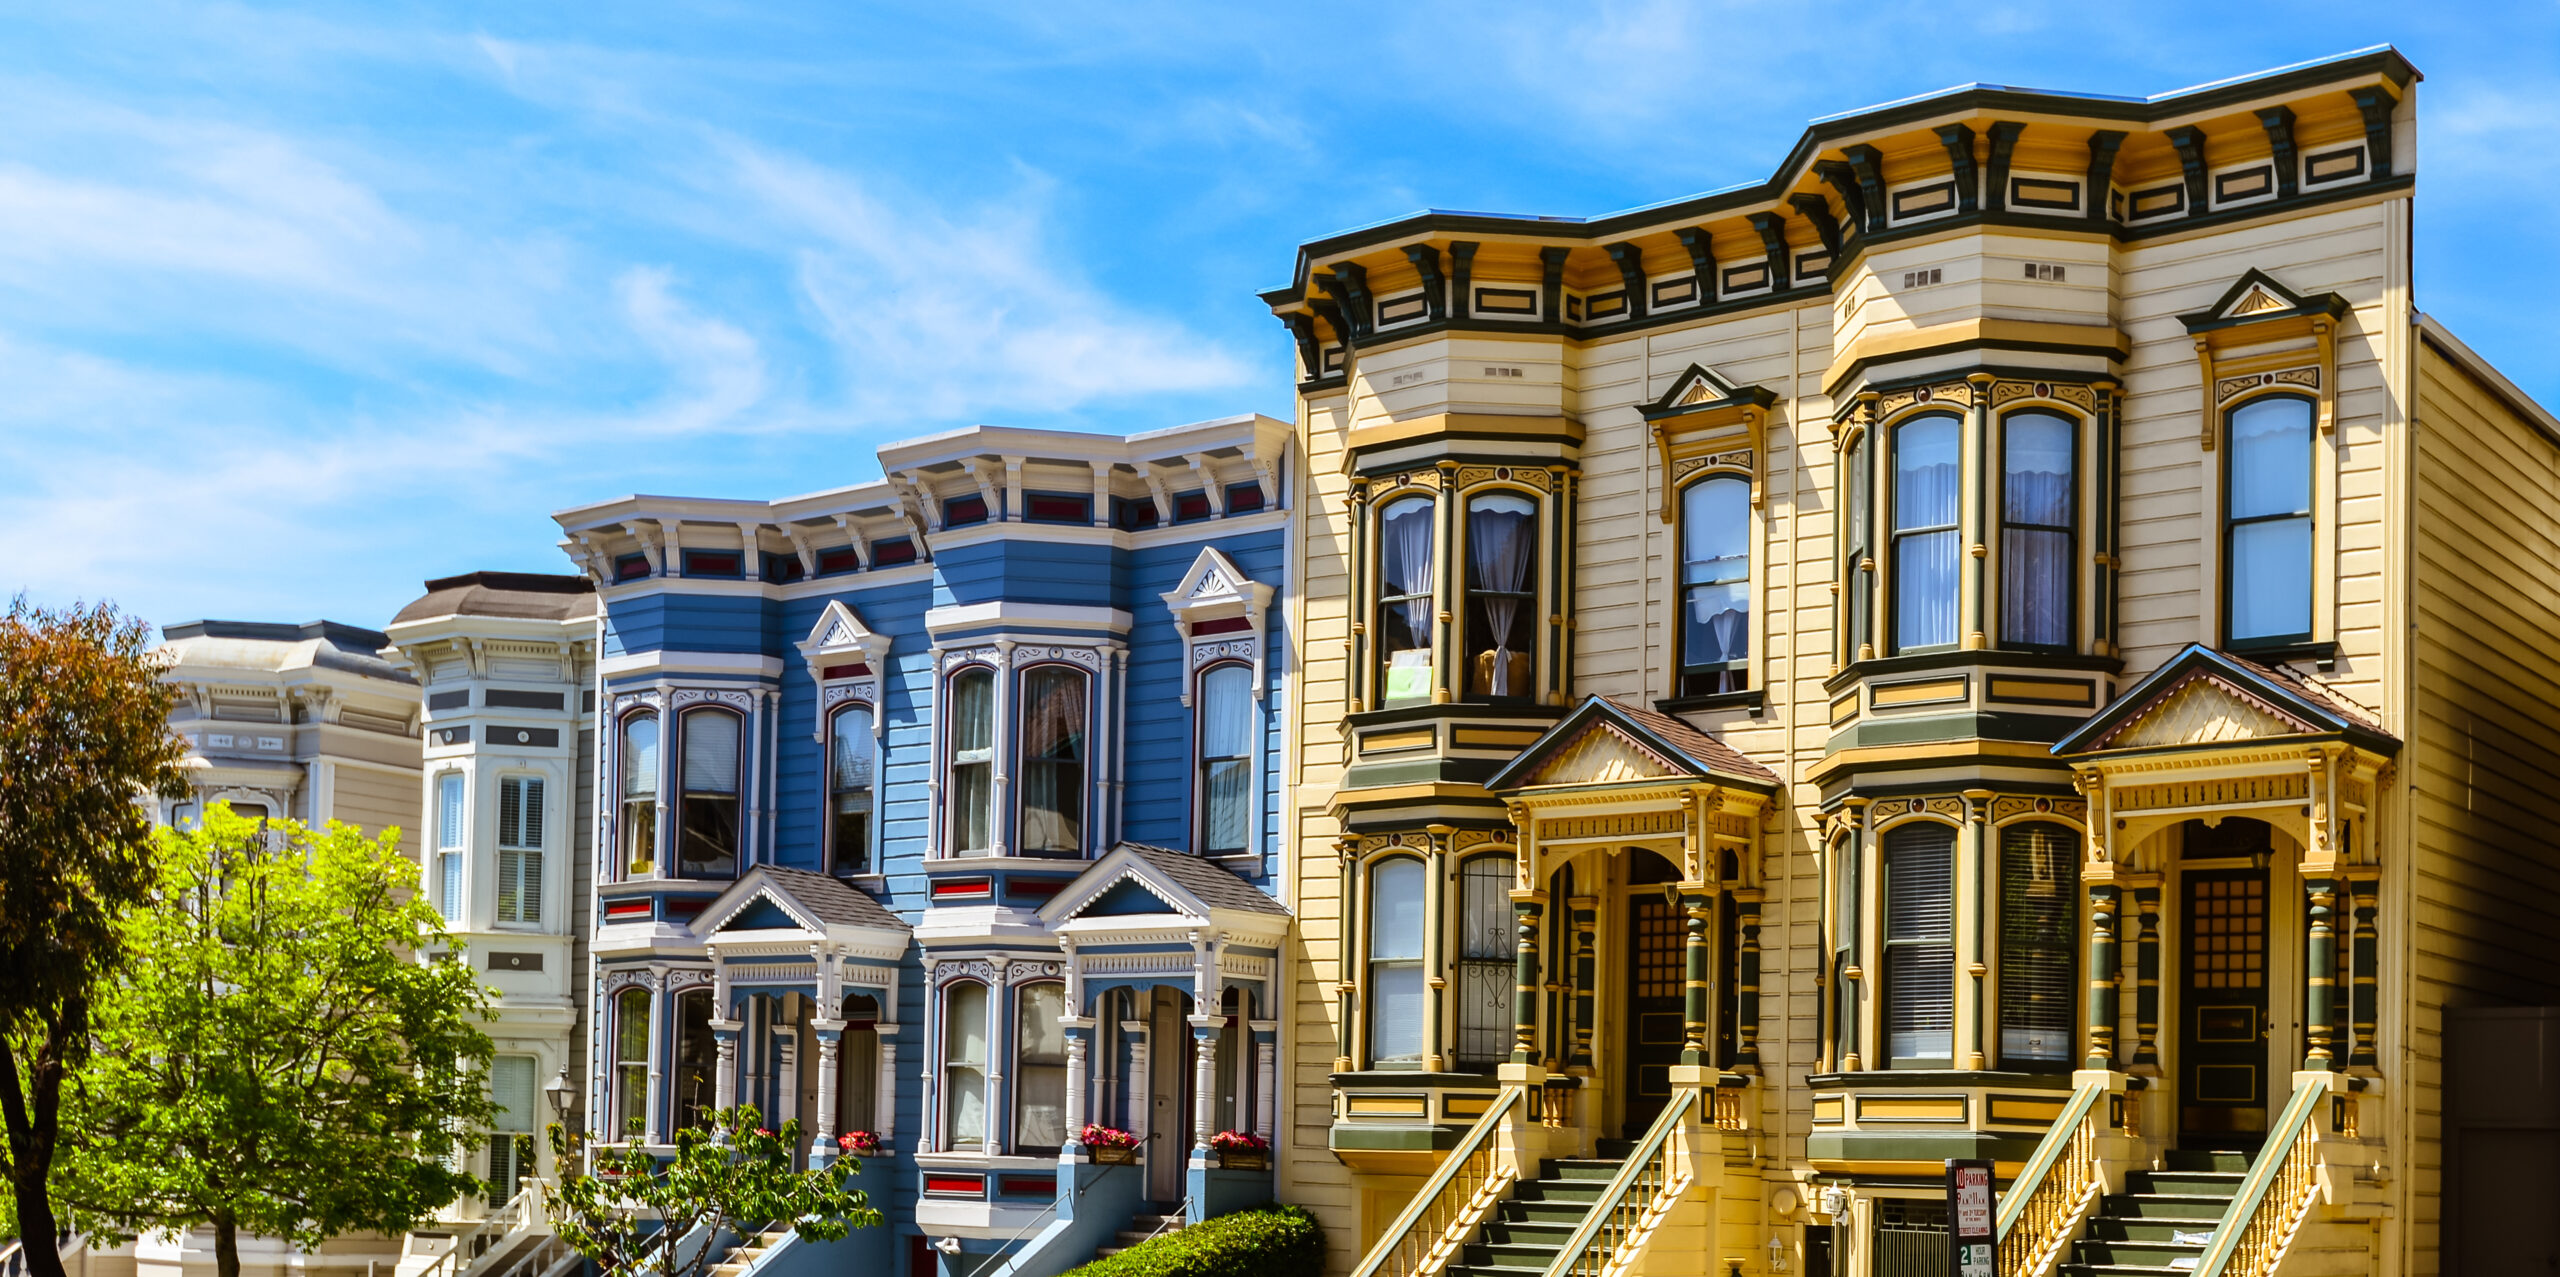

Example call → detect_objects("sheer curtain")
1893 417 1962 650
2227 398 2314 643
1679 477 1750 689
830 706 874 875
1368 859 1427 1063
1014 984 1067 1151
948 669 994 854
678 710 740 876
945 983 989 1149
619 713 659 874
1378 498 1436 703
1019 668 1086 855
1466 493 1536 698
2001 413 2075 648
1199 665 1253 854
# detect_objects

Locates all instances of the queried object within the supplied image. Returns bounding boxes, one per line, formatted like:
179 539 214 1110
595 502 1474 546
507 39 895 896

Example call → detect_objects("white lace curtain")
1467 493 1536 697
1379 498 1436 700
1680 476 1750 669
1894 417 1962 650
2001 413 2074 647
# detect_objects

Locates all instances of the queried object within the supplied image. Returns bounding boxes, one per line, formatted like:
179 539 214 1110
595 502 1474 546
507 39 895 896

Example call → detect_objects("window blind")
681 712 740 794
1999 821 2079 1067
1884 822 1956 1066
498 777 543 850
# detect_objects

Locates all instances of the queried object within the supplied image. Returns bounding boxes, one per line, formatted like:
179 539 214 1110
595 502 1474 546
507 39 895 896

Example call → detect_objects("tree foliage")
0 599 189 1277
548 1108 882 1277
57 810 498 1277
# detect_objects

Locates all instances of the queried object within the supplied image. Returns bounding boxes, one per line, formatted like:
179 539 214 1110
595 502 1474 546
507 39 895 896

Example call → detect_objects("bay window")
2225 396 2315 648
948 668 995 855
1677 475 1751 695
1453 854 1516 1069
676 709 741 877
1891 415 1961 653
2001 412 2077 650
829 705 875 876
435 772 464 923
612 987 650 1139
1198 664 1253 855
1020 667 1087 856
496 776 544 925
672 988 715 1130
619 712 660 873
1998 822 2080 1070
1463 493 1537 702
944 982 989 1149
1367 858 1427 1064
1376 497 1436 706
1882 822 1955 1068
1014 983 1067 1153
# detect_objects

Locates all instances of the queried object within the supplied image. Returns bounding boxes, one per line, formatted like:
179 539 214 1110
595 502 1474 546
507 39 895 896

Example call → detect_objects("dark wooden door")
2179 868 2270 1148
1623 895 1685 1134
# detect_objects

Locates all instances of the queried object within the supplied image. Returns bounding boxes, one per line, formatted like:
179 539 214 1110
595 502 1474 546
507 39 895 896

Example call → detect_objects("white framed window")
676 709 742 878
829 704 876 876
947 668 995 856
619 712 660 875
1019 666 1087 857
2224 395 2316 649
496 776 544 925
1367 857 1427 1065
435 772 465 924
1013 982 1067 1153
488 1054 537 1203
1197 664 1254 855
1676 474 1751 696
943 981 989 1149
612 986 650 1140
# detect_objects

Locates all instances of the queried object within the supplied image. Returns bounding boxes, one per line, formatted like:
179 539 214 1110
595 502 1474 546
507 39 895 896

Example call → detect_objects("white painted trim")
924 601 1133 636
599 651 785 678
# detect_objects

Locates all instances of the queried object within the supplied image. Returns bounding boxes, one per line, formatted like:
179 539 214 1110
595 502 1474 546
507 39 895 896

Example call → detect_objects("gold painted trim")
1871 676 1969 707
1854 1095 1968 1121
1348 412 1583 454
1986 675 2098 706
1452 727 1547 749
1343 1094 1430 1117
1807 739 2058 784
1361 728 1437 753
1824 318 2131 397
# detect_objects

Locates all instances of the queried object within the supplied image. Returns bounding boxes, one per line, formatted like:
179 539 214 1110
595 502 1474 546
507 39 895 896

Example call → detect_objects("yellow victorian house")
1258 47 2560 1277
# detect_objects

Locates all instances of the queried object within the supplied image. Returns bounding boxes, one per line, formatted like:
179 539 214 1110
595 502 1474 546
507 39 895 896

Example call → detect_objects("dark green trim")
1346 702 1568 729
2085 130 2128 222
1806 1132 2048 1162
1808 1069 2075 1090
1825 648 2121 697
1327 1123 1460 1153
1936 124 1980 214
1828 710 2084 751
1827 330 2127 397
1331 1070 1500 1088
1817 776 2080 810
1655 689 1767 716
1983 121 2025 213
1342 756 1510 789
1404 244 1449 324
1747 210 1791 292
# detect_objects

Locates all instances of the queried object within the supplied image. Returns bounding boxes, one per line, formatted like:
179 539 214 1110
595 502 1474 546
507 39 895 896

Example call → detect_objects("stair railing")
1540 1084 1701 1277
2194 1078 2332 1277
0 1230 79 1277
1346 1085 1527 1277
1994 1082 2108 1277
416 1180 549 1277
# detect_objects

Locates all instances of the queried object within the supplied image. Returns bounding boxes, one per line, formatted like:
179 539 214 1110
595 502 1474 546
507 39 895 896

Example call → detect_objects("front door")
2178 868 2270 1148
1146 987 1190 1202
1622 894 1685 1134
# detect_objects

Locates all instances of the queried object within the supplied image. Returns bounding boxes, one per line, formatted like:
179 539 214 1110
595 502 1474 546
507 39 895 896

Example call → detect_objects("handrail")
1541 1086 1701 1277
1992 1082 2107 1277
2194 1078 2331 1277
0 1230 79 1277
418 1181 547 1277
1346 1085 1526 1277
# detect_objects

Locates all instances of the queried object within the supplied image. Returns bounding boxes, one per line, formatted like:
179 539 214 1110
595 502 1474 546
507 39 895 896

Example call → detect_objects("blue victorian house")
552 416 1295 1277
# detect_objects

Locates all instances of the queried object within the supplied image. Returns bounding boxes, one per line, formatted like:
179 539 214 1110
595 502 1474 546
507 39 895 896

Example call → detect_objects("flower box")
1091 1146 1139 1165
1218 1150 1268 1171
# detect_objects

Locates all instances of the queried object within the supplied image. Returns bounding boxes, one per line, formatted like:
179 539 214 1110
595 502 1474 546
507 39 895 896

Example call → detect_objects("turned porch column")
1569 896 1598 1072
811 1018 845 1156
1735 887 1764 1074
1188 1014 1221 1151
2084 885 2120 1071
1510 892 1546 1064
1680 888 1713 1067
2304 877 2340 1071
2348 874 2380 1069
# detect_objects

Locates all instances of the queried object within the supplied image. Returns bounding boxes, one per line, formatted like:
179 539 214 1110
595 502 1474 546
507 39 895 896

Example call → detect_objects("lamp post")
545 1067 576 1118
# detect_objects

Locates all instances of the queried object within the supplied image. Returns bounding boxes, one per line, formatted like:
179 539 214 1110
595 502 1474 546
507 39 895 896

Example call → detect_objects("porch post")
811 1020 845 1158
711 1018 743 1128
2084 885 2119 1070
1510 893 1546 1064
2348 874 2380 1069
1062 1019 1095 1146
1735 887 1764 1074
775 1025 799 1128
2303 877 2339 1071
1569 896 1598 1071
1680 888 1713 1067
2131 886 2163 1072
1188 1014 1221 1151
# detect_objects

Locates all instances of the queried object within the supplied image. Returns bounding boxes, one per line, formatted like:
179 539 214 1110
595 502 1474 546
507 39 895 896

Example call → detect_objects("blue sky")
3 2 2553 632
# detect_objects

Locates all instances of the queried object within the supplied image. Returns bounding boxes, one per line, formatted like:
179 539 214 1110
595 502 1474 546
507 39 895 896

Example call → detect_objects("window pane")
832 707 874 875
2002 413 2074 528
946 983 988 1149
831 707 875 790
1894 416 1961 532
1369 860 1426 961
673 991 715 1130
1021 668 1086 854
2228 398 2312 520
1884 823 1955 1067
682 712 741 794
1015 984 1067 1151
1894 530 1960 649
1378 497 1436 703
2230 517 2313 641
438 774 465 850
2001 527 2072 648
614 988 651 1139
1457 856 1515 961
621 715 658 796
951 669 993 756
1203 759 1251 855
1200 666 1254 758
1680 477 1749 584
1369 964 1425 1063
949 984 988 1066
1464 494 1537 700
1454 855 1516 1069
1999 823 2079 1068
1893 417 1961 652
500 777 543 850
491 1055 537 1134
439 851 462 923
950 670 994 855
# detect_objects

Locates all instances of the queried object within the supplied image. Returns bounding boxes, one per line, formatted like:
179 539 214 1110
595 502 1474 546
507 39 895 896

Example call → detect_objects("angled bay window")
947 668 995 856
435 772 465 923
2001 412 2077 650
1198 663 1253 855
676 709 741 877
1020 667 1087 856
495 776 544 925
1998 822 2080 1070
2226 396 2315 648
1882 822 1955 1068
612 987 650 1140
1367 858 1427 1065
619 712 660 874
1463 492 1537 702
943 981 990 1150
1376 496 1436 706
829 705 876 876
1014 982 1068 1153
1678 475 1751 696
1891 415 1961 653
1453 853 1517 1069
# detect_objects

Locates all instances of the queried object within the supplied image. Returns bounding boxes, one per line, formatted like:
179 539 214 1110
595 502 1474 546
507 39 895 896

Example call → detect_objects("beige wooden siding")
326 761 422 847
2406 337 2560 1274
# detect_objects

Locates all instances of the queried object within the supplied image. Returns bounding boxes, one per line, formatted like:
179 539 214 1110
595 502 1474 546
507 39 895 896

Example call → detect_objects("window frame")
1887 412 1965 656
1364 855 1429 1068
1997 409 2081 653
1994 820 2082 1073
1458 488 1542 705
611 986 651 1142
1016 663 1090 859
617 710 661 877
1842 430 1872 661
1451 850 1519 1071
940 979 993 1151
827 702 878 877
944 665 997 858
487 1052 539 1202
1674 471 1754 697
494 773 546 927
671 987 716 1132
1879 820 1957 1070
434 770 466 924
837 992 882 1139
1372 493 1439 708
2220 392 2318 652
1194 660 1256 857
674 707 744 879
1011 980 1069 1155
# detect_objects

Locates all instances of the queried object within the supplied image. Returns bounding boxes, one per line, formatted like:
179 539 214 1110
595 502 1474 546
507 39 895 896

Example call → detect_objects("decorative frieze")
1452 465 1553 492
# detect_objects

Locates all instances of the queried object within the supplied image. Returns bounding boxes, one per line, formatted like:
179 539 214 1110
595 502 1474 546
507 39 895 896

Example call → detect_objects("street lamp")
545 1067 576 1118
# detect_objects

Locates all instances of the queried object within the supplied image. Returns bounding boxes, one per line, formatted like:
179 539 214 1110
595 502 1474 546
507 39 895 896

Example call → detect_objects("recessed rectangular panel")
1376 294 1428 326
2010 178 2081 210
1856 1095 1967 1121
1585 290 1627 319
2193 1064 2261 1104
1475 287 1538 315
1362 728 1435 753
2195 1005 2257 1043
1721 264 1768 292
1986 676 2095 706
2215 166 2275 203
1892 182 1957 218
1640 1011 1685 1046
1651 277 1697 307
2305 146 2366 183
1871 676 1969 707
2129 183 2186 218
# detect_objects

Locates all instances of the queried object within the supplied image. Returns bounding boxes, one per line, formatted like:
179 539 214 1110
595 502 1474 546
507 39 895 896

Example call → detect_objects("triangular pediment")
1040 843 1216 927
1084 879 1184 918
1485 696 1780 794
2179 269 2349 335
2054 644 2400 758
797 599 889 667
716 895 811 934
2098 672 2318 750
1642 363 1779 421
1525 722 1683 786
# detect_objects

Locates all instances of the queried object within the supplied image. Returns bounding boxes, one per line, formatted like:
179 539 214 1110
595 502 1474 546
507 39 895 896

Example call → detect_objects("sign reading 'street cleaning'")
1947 1159 1996 1277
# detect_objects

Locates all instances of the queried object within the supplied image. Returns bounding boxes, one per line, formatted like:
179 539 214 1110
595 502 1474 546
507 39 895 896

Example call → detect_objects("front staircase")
1090 1205 1186 1262
1443 1140 1636 1277
2059 1149 2252 1277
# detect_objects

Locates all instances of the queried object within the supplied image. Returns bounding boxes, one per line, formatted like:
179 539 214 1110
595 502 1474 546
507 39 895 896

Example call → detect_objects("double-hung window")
1367 859 1427 1064
1376 497 1436 706
1013 983 1067 1153
1844 435 1871 659
1463 493 1537 702
1998 822 2079 1070
487 1054 536 1203
435 772 465 923
1453 855 1517 1069
1678 475 1751 695
612 987 650 1140
1019 667 1086 856
672 988 715 1130
947 669 995 855
943 982 989 1149
829 705 876 876
619 713 659 873
2001 412 2076 650
837 993 880 1138
495 777 544 925
1882 823 1955 1068
2225 396 2315 648
1891 415 1962 653
677 710 741 877
1197 665 1253 855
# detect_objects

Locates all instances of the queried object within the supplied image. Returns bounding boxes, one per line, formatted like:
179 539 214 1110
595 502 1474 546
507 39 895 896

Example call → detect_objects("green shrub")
1058 1205 1324 1277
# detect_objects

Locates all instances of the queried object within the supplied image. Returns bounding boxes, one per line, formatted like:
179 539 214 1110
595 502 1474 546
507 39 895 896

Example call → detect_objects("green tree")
0 599 189 1277
57 810 499 1277
548 1108 881 1277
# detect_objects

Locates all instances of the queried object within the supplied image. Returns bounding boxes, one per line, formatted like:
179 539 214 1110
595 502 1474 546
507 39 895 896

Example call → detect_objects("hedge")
1057 1205 1324 1277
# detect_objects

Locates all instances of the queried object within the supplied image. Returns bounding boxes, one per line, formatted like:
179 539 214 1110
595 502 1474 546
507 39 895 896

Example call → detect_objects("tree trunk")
213 1213 242 1277
8 1159 68 1277
0 1013 74 1277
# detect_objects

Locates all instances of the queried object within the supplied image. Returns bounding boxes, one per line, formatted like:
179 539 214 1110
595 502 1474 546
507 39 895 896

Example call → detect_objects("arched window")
676 709 741 877
1678 475 1750 696
1367 858 1427 1064
1844 433 1872 658
672 988 716 1130
1198 664 1254 855
1020 667 1087 856
1998 822 2080 1070
837 993 880 1140
943 982 989 1149
1013 982 1067 1153
612 986 651 1140
2002 412 2076 650
1376 496 1436 706
1882 822 1955 1068
2226 396 2314 648
1453 853 1517 1069
1464 492 1538 702
947 668 995 856
619 713 659 874
828 705 875 876
1891 415 1962 653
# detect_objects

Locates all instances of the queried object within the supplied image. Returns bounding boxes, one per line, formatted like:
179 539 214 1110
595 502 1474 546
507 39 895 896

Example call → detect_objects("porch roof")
1483 695 1781 794
2051 643 2399 758
695 864 913 946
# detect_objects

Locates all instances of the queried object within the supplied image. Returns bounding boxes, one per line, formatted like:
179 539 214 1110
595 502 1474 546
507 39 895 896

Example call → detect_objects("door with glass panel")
1619 849 1685 1135
2179 866 2271 1148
